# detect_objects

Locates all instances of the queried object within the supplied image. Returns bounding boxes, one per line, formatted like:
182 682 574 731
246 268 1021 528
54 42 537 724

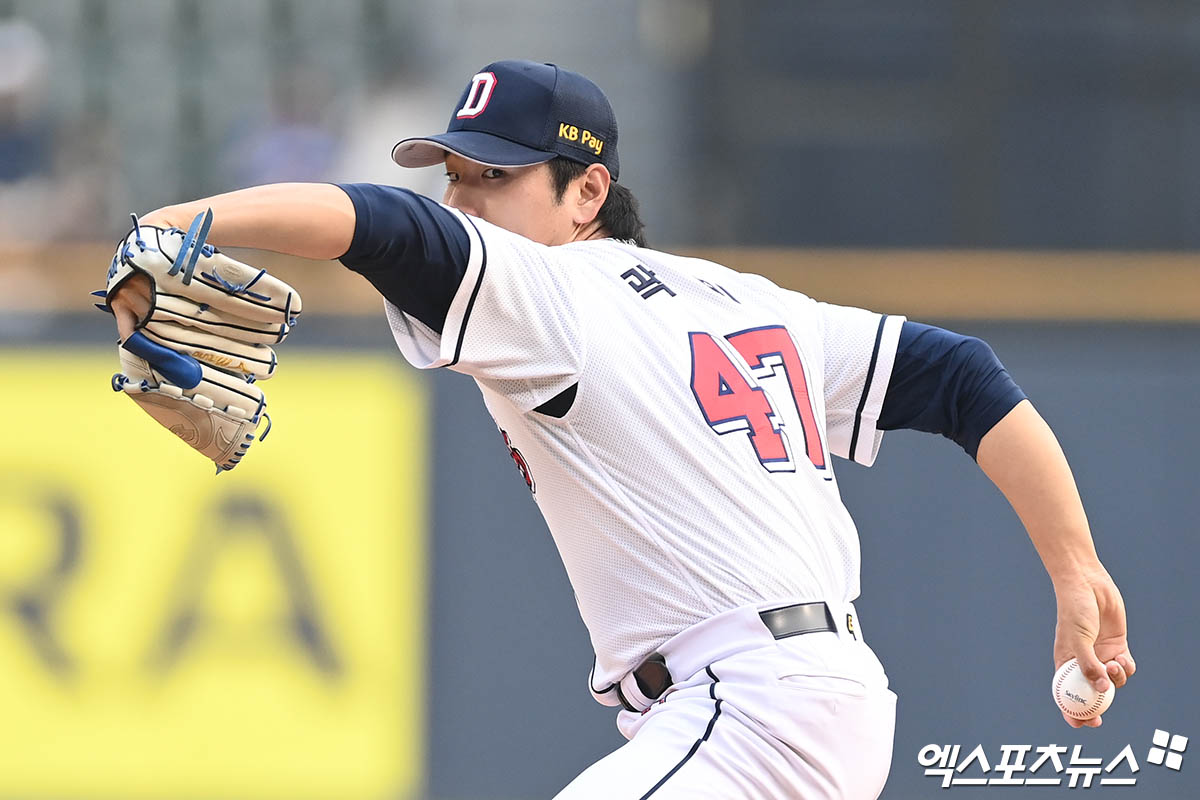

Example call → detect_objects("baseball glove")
95 210 303 472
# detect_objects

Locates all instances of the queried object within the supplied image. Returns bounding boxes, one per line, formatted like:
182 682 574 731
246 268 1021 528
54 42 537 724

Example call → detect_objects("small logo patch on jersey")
500 428 535 494
846 614 856 640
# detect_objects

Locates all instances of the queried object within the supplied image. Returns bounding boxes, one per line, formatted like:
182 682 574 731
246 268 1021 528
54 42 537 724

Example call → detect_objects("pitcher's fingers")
1116 653 1136 678
1068 646 1112 693
110 294 141 341
109 275 152 341
1064 712 1102 728
1105 661 1129 688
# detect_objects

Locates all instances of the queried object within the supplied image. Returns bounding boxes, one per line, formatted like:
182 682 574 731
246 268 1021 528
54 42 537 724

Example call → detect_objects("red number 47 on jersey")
689 325 827 475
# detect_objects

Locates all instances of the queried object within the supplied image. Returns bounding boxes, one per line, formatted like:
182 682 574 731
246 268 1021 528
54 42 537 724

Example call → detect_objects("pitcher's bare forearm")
976 399 1100 583
977 398 1133 728
141 183 356 260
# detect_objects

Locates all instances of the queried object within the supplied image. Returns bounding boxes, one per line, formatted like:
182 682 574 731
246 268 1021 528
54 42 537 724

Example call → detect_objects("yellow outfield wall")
0 352 427 800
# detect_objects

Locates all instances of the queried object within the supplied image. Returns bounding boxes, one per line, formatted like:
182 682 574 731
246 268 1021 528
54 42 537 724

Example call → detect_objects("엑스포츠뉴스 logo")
918 729 1189 789
1147 728 1187 771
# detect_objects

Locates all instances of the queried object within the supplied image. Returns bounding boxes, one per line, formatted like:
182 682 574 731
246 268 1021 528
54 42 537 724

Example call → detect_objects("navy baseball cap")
392 59 620 180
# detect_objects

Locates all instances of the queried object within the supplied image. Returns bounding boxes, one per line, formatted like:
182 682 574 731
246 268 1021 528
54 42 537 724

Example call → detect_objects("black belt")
619 601 837 713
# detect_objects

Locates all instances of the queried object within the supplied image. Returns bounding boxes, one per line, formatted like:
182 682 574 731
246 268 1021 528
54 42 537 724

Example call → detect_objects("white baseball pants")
555 603 897 799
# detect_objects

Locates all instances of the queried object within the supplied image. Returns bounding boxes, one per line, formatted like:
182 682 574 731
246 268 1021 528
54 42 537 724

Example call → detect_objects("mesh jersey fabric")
383 208 905 697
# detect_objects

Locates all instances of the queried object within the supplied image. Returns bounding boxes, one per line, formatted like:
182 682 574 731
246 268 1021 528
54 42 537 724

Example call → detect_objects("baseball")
1052 658 1114 719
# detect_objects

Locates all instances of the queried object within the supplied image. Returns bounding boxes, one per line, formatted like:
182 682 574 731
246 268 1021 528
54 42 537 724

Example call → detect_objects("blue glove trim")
170 209 213 285
121 331 204 389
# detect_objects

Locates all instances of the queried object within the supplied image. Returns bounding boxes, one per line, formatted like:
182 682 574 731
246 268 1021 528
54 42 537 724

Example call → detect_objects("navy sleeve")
879 321 1027 459
336 183 471 334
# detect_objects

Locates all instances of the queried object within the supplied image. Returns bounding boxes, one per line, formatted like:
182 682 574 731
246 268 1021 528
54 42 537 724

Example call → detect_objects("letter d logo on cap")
456 72 497 119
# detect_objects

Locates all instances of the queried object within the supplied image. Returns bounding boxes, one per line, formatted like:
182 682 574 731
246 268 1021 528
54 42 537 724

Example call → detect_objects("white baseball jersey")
383 209 905 697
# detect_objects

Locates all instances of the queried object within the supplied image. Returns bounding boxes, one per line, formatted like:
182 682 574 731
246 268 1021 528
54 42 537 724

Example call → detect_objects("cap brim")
392 131 556 169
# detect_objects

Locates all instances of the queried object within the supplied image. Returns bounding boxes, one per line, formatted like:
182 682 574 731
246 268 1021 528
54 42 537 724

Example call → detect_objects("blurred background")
0 1 1198 799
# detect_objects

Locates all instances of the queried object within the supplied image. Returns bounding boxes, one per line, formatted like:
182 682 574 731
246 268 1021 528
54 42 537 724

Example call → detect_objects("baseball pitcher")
103 60 1134 799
